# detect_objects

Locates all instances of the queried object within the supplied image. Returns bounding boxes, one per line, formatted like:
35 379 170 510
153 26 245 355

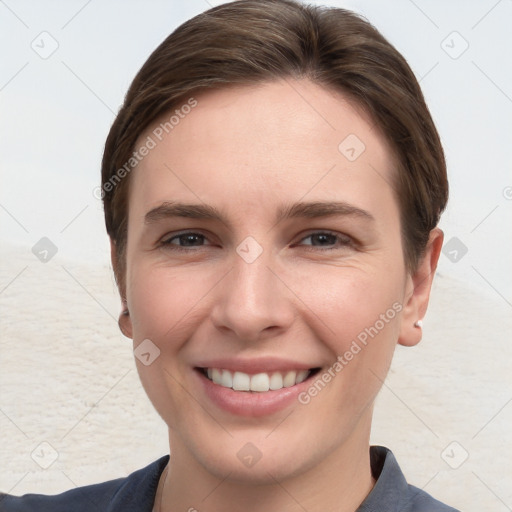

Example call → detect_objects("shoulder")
0 478 124 512
0 455 169 512
359 446 460 512
403 484 460 512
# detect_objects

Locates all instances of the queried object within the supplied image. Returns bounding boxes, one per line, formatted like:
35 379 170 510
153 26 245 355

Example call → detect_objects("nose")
210 249 295 343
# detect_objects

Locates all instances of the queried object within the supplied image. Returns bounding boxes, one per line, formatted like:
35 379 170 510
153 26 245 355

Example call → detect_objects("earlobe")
398 228 444 347
110 238 133 339
118 307 133 339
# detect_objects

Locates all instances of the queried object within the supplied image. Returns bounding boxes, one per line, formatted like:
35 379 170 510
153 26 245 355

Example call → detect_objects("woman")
1 0 459 510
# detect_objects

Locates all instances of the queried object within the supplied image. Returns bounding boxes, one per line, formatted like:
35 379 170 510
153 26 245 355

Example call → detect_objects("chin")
199 448 316 485
182 424 333 486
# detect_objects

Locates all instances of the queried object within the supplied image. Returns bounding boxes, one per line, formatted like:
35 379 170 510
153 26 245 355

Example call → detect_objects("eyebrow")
144 200 375 228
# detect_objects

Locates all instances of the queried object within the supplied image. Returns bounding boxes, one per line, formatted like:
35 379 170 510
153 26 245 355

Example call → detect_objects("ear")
110 238 133 339
398 227 444 347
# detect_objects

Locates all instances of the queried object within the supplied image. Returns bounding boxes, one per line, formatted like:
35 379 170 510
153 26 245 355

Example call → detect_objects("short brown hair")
101 0 448 295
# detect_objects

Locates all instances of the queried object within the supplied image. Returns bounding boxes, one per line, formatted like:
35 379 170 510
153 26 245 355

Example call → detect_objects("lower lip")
194 369 318 417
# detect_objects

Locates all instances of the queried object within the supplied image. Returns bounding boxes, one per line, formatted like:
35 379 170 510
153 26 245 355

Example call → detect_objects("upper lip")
194 357 321 375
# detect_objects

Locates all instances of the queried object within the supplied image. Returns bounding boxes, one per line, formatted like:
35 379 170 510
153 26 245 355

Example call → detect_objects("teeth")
211 368 222 385
269 372 283 390
220 369 233 388
232 371 250 391
203 368 312 392
283 371 296 387
296 370 309 384
250 373 270 392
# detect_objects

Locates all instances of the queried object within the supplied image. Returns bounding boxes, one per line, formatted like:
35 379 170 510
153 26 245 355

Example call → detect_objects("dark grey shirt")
0 446 460 511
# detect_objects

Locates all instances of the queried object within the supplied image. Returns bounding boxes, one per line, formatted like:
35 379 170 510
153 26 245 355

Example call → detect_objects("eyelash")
159 230 353 252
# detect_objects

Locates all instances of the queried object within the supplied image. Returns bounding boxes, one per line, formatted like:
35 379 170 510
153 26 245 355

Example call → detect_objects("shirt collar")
108 454 169 512
357 445 409 510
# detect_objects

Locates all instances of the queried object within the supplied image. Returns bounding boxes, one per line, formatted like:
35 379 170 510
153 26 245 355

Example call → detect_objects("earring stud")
414 320 423 328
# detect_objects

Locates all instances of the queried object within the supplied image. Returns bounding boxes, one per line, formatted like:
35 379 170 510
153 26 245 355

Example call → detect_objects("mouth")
195 367 322 392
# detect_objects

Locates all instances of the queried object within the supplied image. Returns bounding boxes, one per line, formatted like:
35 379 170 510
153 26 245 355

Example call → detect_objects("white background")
1 1 511 511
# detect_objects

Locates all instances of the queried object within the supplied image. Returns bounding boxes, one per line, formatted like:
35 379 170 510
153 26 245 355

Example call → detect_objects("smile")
199 367 321 392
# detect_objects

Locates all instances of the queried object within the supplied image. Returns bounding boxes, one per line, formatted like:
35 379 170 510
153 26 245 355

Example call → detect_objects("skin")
114 79 443 512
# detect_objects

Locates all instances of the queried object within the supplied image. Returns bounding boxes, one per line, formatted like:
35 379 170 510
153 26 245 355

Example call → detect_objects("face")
120 79 423 483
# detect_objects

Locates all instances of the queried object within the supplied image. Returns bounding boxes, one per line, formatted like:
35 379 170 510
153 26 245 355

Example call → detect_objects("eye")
160 231 210 250
158 230 353 252
296 231 352 250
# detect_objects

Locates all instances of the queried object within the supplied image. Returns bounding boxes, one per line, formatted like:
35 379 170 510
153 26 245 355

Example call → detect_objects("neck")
158 421 375 512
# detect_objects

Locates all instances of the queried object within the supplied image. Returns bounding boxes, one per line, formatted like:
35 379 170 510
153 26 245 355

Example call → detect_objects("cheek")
126 260 207 341
126 261 214 428
290 268 403 434
296 265 403 384
300 264 402 339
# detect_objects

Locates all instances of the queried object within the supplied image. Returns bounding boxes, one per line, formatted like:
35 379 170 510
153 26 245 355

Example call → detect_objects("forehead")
129 79 398 219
